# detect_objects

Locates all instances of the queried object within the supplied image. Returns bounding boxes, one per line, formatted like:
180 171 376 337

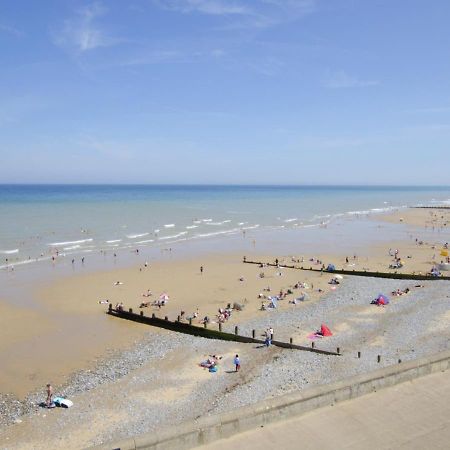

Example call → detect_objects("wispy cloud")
53 2 119 53
154 0 250 15
154 0 317 28
323 70 379 89
406 106 450 114
299 135 367 150
403 123 450 132
0 95 48 127
0 23 23 37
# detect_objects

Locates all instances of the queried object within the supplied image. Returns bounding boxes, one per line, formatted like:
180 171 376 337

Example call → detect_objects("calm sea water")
1 185 449 268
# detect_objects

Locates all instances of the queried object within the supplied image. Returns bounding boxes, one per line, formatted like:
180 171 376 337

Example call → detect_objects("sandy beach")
1 208 449 448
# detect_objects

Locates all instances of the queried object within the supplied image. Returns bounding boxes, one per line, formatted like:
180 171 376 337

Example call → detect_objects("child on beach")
234 354 240 372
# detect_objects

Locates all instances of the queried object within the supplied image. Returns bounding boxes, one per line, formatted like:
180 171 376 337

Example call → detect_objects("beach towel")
307 333 323 340
53 397 73 408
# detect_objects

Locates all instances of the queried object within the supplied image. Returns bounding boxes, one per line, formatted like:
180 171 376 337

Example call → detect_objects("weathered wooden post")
358 351 361 358
252 329 255 339
235 326 239 335
204 322 207 329
311 342 315 349
177 315 180 322
377 355 381 363
398 359 402 364
165 315 168 321
129 308 133 313
219 323 222 332
140 311 144 316
152 313 156 319
189 318 192 326
337 347 340 354
108 303 112 312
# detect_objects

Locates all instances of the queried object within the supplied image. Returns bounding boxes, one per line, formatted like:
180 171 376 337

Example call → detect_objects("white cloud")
323 70 379 89
53 2 118 53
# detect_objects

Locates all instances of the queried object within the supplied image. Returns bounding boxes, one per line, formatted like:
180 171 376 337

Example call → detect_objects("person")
264 331 271 347
269 327 274 341
46 383 53 408
234 354 240 372
200 265 204 274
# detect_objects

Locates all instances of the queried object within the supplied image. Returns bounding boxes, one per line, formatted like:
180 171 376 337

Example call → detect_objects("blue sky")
1 0 449 184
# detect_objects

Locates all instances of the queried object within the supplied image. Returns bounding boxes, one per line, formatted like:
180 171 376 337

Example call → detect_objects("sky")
0 0 449 185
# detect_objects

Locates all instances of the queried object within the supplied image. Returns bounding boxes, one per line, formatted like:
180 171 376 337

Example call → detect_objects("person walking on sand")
46 383 53 407
200 265 204 274
234 354 240 372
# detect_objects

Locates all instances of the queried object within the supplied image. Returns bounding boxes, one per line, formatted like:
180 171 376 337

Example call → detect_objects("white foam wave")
164 224 175 228
49 239 93 246
154 229 160 233
63 245 80 250
202 219 212 222
135 239 155 244
193 228 240 239
193 220 201 224
242 224 260 230
0 249 19 254
126 233 149 239
206 220 231 226
159 232 187 240
106 239 122 244
238 222 247 226
284 218 297 223
186 225 198 229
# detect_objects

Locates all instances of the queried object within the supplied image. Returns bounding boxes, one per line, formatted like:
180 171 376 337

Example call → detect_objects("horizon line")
0 183 450 188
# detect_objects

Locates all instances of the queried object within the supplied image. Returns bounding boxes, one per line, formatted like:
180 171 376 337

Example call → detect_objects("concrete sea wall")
93 348 450 450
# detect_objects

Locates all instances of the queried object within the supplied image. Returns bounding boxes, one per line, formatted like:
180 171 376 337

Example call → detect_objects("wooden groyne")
243 260 450 281
107 305 340 356
411 206 450 210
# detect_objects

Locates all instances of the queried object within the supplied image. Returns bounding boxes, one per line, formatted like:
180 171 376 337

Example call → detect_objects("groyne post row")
243 259 450 281
412 206 450 210
93 349 450 450
107 305 340 356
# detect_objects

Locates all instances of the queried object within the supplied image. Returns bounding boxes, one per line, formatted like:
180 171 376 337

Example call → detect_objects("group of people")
392 288 410 296
259 279 312 311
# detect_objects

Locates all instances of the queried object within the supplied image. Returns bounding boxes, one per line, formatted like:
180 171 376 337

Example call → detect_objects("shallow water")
1 184 449 270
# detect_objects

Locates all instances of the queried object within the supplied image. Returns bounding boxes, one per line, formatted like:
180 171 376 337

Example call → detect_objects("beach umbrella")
159 293 169 301
335 275 344 280
441 249 448 257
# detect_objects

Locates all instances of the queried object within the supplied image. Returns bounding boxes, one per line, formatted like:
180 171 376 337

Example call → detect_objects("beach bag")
209 366 218 373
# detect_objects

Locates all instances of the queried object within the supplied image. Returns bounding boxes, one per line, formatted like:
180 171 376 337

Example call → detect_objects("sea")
1 185 450 270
